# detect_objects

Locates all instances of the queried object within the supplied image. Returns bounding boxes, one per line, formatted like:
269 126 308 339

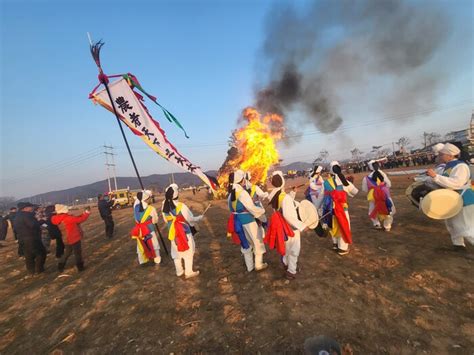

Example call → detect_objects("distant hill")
20 162 313 205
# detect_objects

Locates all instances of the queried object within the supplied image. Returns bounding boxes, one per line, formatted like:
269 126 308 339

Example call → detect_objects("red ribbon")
173 215 190 252
130 220 152 239
227 214 242 245
330 190 352 244
264 211 295 256
369 186 389 219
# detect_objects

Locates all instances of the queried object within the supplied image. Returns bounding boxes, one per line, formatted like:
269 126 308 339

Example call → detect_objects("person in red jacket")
51 204 90 272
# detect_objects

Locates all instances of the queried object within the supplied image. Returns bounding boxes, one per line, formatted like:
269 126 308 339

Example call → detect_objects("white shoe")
154 256 161 264
185 271 200 279
255 263 268 271
176 271 184 277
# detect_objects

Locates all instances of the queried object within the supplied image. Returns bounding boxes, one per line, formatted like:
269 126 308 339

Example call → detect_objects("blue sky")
1 0 472 199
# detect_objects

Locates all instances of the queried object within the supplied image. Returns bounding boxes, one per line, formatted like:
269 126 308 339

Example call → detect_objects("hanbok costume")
321 162 359 255
245 171 269 228
305 165 325 212
265 171 306 277
361 161 396 231
162 184 201 278
428 143 474 247
130 191 161 265
227 170 267 272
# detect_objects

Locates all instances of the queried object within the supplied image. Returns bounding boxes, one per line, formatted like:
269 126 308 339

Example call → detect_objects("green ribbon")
123 74 189 139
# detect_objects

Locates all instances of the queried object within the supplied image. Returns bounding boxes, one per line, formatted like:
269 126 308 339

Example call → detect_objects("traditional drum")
405 181 436 208
297 200 319 229
420 189 463 220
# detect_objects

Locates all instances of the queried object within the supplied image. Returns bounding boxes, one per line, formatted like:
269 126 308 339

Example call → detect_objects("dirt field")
1 170 473 354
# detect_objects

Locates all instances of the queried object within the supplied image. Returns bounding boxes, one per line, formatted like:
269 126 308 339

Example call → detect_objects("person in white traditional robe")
361 160 396 231
426 143 474 250
227 170 268 272
131 191 161 265
245 171 268 227
307 165 325 212
266 171 307 279
321 162 359 255
161 184 202 278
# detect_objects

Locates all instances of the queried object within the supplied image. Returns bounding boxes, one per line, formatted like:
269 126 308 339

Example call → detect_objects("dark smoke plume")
255 0 451 135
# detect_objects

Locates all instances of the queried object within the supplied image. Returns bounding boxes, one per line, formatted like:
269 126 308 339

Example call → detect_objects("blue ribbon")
234 216 250 249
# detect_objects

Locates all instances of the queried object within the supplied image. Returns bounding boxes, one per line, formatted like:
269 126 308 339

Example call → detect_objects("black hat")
17 202 36 210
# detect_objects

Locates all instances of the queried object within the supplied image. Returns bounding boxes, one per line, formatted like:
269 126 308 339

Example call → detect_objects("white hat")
55 204 69 214
329 161 340 174
165 184 178 199
312 165 323 175
142 189 153 201
233 169 246 184
439 143 460 156
432 143 445 156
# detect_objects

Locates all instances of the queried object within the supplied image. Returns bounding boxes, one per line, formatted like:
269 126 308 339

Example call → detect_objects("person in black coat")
98 194 115 239
13 202 46 275
44 205 65 258
0 214 8 242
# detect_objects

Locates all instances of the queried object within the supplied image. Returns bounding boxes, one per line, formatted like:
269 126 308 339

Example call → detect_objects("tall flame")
217 107 284 194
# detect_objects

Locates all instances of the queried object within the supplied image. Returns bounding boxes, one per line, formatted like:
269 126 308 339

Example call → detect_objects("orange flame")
217 107 284 194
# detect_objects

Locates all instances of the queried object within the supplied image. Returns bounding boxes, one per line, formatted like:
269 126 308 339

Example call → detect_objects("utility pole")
104 145 117 192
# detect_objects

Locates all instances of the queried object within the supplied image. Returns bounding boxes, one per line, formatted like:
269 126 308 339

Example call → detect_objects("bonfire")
217 107 284 197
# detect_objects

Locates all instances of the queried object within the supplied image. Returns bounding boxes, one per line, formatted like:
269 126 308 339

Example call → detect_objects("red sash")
330 190 352 244
130 220 152 238
173 215 190 252
369 186 389 219
264 211 295 256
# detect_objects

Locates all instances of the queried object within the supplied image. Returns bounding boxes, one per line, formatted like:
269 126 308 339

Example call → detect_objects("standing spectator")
36 207 51 253
13 202 46 275
98 194 115 239
44 205 64 258
52 204 90 272
0 213 8 243
6 207 22 256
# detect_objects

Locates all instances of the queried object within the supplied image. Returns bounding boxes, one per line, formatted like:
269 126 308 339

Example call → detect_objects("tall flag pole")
88 35 169 256
89 39 145 189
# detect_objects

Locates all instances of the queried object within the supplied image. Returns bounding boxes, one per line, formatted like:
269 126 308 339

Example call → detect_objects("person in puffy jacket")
51 204 90 272
13 202 46 275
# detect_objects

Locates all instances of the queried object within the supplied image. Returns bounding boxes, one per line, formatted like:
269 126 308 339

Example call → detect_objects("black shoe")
453 245 467 252
332 243 338 251
337 249 349 256
76 262 85 272
58 262 65 272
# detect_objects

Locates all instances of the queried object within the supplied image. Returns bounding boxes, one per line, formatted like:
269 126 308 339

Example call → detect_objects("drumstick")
201 203 212 216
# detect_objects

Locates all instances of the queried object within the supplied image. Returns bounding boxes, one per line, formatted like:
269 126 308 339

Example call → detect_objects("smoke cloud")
254 0 451 135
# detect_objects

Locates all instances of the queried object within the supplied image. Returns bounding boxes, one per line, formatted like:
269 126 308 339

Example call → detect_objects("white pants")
368 200 395 230
171 233 196 276
241 222 266 272
137 233 161 264
331 210 351 251
282 230 301 274
445 205 474 247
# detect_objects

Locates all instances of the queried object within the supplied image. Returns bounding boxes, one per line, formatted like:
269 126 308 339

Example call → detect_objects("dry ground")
1 170 473 354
